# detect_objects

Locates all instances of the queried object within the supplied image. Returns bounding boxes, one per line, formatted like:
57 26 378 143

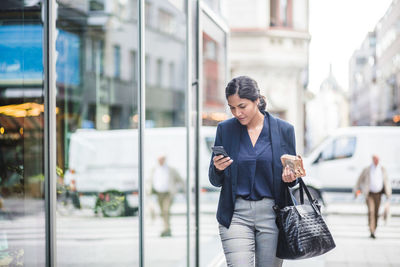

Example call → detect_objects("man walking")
150 155 183 237
354 155 392 239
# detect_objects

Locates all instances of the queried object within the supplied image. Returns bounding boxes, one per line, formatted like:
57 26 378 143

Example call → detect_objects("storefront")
0 0 228 266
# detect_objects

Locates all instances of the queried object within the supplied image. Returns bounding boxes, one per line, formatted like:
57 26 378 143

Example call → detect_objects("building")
349 0 400 126
349 32 378 126
0 0 228 266
375 0 400 125
306 66 349 151
223 0 311 153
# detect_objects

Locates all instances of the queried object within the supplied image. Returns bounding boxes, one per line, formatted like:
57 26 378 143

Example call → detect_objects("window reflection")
0 2 45 266
144 0 188 266
201 15 227 126
199 10 228 267
145 0 186 128
55 0 139 265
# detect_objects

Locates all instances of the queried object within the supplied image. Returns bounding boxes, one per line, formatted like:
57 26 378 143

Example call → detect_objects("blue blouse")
236 115 274 200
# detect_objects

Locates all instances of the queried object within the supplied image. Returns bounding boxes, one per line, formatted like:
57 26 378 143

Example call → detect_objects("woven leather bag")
273 178 336 259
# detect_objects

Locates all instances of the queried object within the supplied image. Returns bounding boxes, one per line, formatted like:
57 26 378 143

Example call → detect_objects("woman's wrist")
214 166 224 174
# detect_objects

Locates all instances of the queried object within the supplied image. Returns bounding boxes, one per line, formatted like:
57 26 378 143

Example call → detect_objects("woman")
209 76 299 267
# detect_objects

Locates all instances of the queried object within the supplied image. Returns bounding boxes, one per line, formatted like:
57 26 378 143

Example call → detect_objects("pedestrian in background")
354 154 392 239
209 76 301 267
149 155 184 237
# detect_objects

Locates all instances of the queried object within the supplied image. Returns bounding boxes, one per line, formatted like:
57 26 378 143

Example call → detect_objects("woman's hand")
213 155 233 171
282 166 296 183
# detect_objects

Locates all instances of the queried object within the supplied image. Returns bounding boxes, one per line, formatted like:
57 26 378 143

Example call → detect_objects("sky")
308 0 392 93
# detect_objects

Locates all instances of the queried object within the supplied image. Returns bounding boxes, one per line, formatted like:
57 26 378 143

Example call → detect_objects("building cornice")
230 27 311 41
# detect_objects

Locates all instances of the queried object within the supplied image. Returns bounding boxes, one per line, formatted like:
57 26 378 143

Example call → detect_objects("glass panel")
0 2 45 266
55 0 139 265
190 1 198 266
201 13 227 127
144 0 188 266
199 11 228 267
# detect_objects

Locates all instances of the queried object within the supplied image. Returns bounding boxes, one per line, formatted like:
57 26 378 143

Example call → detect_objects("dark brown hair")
225 76 266 112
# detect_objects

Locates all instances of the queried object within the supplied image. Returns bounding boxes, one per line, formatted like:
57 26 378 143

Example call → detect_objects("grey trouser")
219 197 282 267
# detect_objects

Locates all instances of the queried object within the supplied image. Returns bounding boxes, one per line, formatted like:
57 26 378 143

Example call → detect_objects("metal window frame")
185 0 193 267
200 1 229 34
194 1 202 266
195 2 229 266
44 0 57 266
138 0 146 266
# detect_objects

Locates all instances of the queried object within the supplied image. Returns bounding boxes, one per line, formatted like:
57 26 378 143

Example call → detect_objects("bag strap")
282 178 321 215
299 180 304 204
282 182 296 206
298 178 321 214
298 178 315 203
283 178 309 206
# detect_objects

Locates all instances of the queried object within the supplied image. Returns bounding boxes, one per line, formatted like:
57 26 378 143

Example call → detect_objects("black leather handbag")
273 178 336 260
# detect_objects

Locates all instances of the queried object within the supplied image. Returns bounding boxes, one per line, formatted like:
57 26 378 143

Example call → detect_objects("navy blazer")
209 112 297 228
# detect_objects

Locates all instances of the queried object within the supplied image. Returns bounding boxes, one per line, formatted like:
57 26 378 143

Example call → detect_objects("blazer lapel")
268 113 283 200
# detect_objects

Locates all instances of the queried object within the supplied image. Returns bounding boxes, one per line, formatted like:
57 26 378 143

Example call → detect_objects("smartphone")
211 146 229 158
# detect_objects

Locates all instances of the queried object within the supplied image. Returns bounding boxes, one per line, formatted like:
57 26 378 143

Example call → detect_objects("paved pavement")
1 195 400 266
209 198 400 267
210 212 400 267
285 214 400 267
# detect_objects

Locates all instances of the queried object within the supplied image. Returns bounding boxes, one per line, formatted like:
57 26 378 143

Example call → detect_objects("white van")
302 127 400 203
64 126 217 216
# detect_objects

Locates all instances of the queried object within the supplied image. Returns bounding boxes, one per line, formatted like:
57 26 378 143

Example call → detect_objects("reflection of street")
57 211 221 266
0 197 222 266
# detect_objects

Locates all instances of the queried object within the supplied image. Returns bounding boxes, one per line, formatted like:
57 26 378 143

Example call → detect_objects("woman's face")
227 94 259 126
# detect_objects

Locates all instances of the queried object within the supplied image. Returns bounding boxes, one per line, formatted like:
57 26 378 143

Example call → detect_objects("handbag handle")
283 178 321 215
298 178 321 214
284 183 297 206
298 178 314 204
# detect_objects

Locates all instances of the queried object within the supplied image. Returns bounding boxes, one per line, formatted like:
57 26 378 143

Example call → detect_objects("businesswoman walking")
209 76 299 267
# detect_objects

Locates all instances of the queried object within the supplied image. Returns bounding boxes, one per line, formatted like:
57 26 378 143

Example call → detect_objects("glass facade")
0 2 46 266
199 6 228 267
55 0 140 265
144 0 188 266
0 0 228 266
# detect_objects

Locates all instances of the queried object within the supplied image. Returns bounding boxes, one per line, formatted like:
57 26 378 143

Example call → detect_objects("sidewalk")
324 201 400 217
211 214 400 267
